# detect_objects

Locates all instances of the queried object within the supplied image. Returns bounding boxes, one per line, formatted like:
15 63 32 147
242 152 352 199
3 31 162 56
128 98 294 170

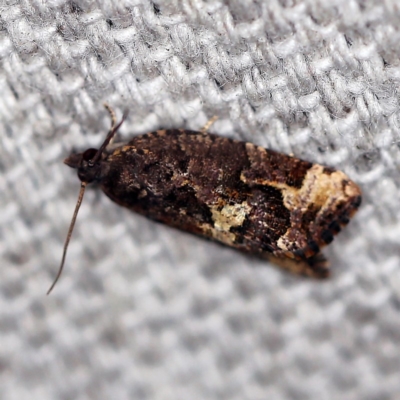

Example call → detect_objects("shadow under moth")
48 105 362 293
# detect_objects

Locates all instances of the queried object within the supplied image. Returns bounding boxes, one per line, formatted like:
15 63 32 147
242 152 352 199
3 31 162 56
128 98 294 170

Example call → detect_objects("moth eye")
82 148 98 162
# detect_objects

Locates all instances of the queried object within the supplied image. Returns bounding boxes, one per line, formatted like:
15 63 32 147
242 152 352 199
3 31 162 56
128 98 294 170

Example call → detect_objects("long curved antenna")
48 106 128 294
47 182 87 295
104 103 117 130
90 110 128 165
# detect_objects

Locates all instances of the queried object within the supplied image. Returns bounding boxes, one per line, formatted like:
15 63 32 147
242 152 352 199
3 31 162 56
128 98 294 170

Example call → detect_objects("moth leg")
201 115 218 133
266 253 330 279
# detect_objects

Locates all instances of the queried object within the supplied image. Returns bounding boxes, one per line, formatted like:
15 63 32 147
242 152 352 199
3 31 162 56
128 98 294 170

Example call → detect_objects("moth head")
64 148 103 184
47 105 128 295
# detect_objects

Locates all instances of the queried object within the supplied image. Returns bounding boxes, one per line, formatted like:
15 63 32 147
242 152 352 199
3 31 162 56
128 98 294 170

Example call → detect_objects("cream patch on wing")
241 163 361 252
201 202 252 245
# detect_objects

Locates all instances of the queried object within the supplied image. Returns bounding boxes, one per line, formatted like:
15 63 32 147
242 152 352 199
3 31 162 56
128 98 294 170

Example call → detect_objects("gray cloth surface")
1 1 400 399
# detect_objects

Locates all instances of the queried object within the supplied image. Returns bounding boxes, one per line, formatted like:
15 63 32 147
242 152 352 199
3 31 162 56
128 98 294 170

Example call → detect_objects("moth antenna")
103 103 117 130
91 110 128 165
47 182 87 295
48 107 128 294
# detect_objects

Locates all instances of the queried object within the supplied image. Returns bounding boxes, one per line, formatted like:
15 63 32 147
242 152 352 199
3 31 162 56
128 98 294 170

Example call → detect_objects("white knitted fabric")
1 1 400 399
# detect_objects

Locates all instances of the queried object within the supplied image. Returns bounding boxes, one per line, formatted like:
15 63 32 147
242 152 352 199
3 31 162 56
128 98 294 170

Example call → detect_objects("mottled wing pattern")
100 130 361 278
241 141 362 257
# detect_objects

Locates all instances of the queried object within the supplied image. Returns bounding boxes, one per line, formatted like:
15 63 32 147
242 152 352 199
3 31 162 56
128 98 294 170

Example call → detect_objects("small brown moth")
48 105 361 294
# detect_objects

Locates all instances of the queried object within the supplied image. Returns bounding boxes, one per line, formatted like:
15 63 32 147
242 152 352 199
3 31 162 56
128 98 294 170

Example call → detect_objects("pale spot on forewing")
211 202 251 231
241 164 359 213
200 202 252 246
242 163 361 253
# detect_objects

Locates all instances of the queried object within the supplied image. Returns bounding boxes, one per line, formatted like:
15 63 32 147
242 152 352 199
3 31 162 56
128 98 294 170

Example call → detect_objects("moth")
48 105 362 293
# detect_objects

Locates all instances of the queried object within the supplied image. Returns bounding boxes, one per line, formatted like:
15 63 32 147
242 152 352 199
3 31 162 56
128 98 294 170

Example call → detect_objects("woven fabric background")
1 1 400 399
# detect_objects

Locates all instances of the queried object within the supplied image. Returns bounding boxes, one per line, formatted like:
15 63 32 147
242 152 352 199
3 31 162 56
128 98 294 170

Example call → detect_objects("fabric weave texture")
1 1 400 399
